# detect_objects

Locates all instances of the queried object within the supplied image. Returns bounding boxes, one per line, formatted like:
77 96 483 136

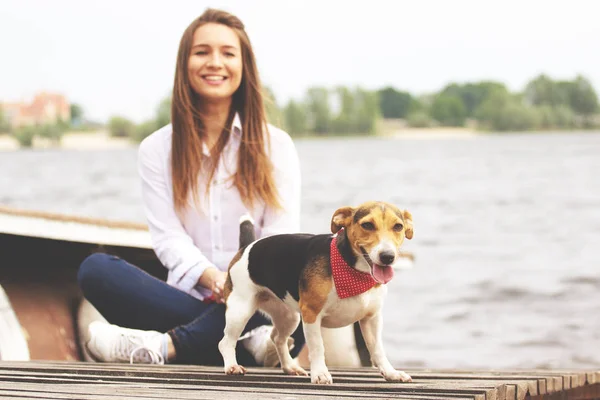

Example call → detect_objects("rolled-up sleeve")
260 128 301 237
138 134 215 294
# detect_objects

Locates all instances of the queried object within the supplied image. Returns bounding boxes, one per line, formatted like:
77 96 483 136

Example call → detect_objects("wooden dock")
1 208 598 399
0 361 597 399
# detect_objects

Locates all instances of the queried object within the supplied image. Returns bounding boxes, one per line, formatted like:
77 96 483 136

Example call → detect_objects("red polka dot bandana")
330 232 376 299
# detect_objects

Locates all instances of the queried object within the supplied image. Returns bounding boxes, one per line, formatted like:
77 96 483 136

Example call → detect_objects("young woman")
77 8 305 366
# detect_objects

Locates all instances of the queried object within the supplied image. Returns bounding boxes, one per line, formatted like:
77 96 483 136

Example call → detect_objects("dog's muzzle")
360 247 395 285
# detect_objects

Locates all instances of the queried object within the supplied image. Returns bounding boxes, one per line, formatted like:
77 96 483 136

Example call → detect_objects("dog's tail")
239 214 256 249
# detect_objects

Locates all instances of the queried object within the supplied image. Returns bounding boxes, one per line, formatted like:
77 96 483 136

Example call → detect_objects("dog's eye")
361 222 375 230
393 223 404 232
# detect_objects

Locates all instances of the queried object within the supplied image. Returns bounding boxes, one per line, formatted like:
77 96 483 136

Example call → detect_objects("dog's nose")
379 251 395 265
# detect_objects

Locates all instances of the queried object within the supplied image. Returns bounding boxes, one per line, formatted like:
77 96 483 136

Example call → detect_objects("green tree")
331 86 355 134
441 81 507 117
263 86 284 127
0 106 8 133
552 104 576 128
566 75 599 118
430 94 467 126
524 74 568 107
38 122 66 144
475 88 541 131
327 87 379 135
283 100 307 136
133 120 158 143
305 87 331 134
407 96 426 115
108 116 135 137
353 87 380 134
70 103 84 126
377 87 413 119
496 103 541 131
537 105 557 129
474 86 512 126
11 125 36 147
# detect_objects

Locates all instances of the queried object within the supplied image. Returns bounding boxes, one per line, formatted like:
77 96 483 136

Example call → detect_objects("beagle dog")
218 201 414 384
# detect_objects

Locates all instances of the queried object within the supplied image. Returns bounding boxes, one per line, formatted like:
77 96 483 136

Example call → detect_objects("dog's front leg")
302 317 333 384
359 312 412 382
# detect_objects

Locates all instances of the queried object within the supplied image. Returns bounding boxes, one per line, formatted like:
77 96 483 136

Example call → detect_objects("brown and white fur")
218 201 414 384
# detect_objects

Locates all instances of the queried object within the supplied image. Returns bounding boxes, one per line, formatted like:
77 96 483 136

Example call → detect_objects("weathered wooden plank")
413 377 532 399
0 364 540 400
0 366 499 400
501 384 516 400
0 361 597 400
0 390 479 400
407 369 573 393
0 381 484 400
0 372 495 399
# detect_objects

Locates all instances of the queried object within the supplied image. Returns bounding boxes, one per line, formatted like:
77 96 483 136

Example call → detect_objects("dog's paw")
311 369 333 384
382 369 412 383
225 364 247 375
283 363 308 376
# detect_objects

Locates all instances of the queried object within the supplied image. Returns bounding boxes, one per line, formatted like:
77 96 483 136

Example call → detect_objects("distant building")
1 92 70 129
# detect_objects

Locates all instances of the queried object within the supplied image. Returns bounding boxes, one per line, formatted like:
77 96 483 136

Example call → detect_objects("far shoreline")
1 127 598 151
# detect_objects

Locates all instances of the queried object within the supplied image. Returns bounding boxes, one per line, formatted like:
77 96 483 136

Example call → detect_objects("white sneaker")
241 325 295 367
86 321 167 365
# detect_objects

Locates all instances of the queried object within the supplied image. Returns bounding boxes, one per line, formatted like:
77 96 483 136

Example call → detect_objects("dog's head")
330 201 413 284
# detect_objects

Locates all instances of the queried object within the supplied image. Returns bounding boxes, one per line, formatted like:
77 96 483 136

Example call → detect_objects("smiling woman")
187 24 243 104
75 8 305 368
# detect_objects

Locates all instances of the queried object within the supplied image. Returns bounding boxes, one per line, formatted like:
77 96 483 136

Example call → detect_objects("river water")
1 131 599 369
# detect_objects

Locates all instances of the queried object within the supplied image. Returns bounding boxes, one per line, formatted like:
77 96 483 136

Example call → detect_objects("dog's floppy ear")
331 206 354 233
403 210 414 239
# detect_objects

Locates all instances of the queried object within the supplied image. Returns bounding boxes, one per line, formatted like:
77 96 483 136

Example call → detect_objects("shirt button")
213 215 218 221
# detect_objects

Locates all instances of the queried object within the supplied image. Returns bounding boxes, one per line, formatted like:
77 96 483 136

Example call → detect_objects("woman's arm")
260 127 302 237
137 133 217 294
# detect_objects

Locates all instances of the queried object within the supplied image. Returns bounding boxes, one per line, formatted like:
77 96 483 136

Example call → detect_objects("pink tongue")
373 264 395 284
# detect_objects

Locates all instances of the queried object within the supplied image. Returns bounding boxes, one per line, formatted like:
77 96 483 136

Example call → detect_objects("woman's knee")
77 252 117 290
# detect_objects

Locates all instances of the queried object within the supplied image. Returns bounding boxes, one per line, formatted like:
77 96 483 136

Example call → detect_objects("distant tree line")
272 73 599 134
374 74 599 132
265 86 380 136
107 96 170 143
110 86 381 142
3 73 599 148
94 73 600 143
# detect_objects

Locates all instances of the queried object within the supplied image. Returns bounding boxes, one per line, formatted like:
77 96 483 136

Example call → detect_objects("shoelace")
112 334 164 365
130 345 164 365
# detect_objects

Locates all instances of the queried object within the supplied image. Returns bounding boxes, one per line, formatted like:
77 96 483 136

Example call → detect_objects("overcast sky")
1 0 599 123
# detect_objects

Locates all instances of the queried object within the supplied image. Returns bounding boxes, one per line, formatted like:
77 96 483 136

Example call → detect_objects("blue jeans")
77 253 305 366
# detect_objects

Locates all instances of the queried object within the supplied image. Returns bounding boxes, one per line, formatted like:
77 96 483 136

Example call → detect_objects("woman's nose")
207 53 223 68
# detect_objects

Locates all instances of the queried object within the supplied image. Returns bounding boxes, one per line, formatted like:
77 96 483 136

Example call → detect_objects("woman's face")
188 23 243 103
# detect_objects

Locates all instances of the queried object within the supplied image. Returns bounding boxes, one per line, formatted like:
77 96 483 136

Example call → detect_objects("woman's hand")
198 267 228 303
211 269 228 303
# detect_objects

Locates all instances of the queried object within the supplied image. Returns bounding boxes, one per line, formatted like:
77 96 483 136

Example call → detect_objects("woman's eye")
361 222 375 230
195 51 208 56
393 223 404 232
225 52 235 57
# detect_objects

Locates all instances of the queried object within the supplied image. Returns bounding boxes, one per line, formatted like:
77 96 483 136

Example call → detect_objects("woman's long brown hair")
171 9 280 213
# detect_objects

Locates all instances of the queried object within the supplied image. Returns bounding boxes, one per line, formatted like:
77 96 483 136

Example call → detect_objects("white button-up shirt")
137 115 301 300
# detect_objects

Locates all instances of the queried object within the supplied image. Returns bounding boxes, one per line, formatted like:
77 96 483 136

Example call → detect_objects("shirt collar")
232 112 242 136
201 112 242 156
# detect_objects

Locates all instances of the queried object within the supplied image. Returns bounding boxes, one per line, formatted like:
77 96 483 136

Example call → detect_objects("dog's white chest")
320 285 386 328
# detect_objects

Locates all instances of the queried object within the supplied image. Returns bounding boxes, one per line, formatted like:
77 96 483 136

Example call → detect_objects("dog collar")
330 234 376 299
